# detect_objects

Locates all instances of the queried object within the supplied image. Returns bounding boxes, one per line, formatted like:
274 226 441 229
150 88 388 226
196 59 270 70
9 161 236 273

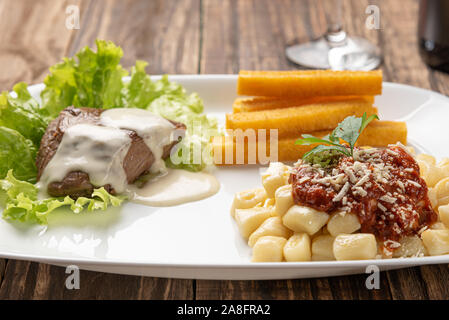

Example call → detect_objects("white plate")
1 75 449 280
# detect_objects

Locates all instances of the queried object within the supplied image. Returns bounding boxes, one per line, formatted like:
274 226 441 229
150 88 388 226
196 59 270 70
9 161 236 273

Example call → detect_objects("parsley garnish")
295 112 379 167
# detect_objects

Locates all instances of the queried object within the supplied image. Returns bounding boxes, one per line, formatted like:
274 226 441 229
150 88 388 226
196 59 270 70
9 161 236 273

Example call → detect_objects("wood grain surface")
0 0 448 300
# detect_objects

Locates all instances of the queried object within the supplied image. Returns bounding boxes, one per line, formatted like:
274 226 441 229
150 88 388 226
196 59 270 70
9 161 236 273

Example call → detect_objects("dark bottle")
418 0 449 73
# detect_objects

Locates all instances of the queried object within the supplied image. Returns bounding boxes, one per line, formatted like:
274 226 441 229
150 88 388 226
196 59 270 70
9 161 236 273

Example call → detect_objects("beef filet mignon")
36 107 185 198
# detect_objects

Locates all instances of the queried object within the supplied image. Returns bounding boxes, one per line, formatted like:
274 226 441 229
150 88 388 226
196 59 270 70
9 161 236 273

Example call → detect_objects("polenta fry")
232 95 375 113
226 100 378 138
237 70 382 97
213 121 407 165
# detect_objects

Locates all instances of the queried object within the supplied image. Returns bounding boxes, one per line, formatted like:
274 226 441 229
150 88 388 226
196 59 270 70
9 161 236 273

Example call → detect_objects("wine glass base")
286 36 382 70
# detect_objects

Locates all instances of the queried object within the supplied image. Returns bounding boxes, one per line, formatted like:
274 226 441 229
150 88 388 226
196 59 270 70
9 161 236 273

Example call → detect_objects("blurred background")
0 0 447 91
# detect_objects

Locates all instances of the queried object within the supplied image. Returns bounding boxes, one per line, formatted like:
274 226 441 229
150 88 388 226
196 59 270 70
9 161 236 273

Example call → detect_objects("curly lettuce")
0 170 124 224
0 82 47 147
39 39 128 119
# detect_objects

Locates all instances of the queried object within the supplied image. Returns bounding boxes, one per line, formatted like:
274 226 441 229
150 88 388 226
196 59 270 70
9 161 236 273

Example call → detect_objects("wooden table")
0 0 448 300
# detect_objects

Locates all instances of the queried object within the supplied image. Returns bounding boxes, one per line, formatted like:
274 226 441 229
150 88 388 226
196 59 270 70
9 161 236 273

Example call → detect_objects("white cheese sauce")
40 123 132 193
39 108 220 207
99 108 175 173
127 168 220 207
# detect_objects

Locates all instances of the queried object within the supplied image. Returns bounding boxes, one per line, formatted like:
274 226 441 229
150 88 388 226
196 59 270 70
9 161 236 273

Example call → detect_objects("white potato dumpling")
311 235 335 261
248 217 292 247
274 184 294 217
428 188 438 209
432 177 449 207
406 146 416 155
393 236 427 258
234 207 272 239
418 160 444 187
421 229 449 256
431 222 448 230
261 162 290 198
416 153 436 166
251 236 287 262
333 234 377 261
282 205 329 235
231 187 267 217
438 204 449 229
283 233 311 262
438 157 449 167
326 212 361 237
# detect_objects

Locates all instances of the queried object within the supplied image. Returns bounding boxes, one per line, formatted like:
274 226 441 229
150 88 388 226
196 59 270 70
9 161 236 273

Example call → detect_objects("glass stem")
323 0 347 45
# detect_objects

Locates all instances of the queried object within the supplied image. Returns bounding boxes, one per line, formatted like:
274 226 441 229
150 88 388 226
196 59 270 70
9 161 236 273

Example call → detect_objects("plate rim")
2 75 449 274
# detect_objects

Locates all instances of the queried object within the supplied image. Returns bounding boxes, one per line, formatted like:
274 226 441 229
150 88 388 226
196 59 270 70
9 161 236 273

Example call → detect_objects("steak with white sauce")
36 107 185 198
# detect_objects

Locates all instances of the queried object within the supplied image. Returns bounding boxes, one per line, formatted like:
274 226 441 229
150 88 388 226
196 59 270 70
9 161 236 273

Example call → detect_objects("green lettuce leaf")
0 127 37 183
40 40 128 119
0 170 125 224
0 83 47 146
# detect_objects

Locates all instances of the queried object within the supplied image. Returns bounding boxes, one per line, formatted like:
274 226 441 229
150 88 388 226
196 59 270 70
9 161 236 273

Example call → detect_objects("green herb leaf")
295 134 341 147
360 113 379 133
295 112 379 167
332 116 362 154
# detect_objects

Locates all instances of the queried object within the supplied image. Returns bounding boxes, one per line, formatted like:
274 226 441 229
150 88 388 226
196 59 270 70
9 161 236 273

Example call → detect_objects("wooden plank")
0 0 199 300
0 261 193 299
196 279 330 300
370 0 449 300
198 0 331 299
419 265 449 300
0 0 85 294
197 0 449 300
0 0 87 90
386 268 429 300
51 0 199 300
66 0 201 74
373 0 432 88
197 273 393 300
0 259 5 286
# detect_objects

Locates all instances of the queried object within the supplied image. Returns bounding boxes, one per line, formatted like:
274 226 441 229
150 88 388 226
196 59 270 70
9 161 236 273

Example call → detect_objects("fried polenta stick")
237 70 382 98
213 121 407 165
232 95 375 113
226 100 378 138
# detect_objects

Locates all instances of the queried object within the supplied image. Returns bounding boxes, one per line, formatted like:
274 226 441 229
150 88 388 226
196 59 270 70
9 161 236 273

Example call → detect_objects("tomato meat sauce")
289 144 437 253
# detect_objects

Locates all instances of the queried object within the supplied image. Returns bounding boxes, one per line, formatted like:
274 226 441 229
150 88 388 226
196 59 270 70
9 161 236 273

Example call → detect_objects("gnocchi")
248 216 292 247
252 236 287 262
326 212 361 237
261 162 290 198
393 236 427 258
333 234 377 261
311 235 335 261
234 207 272 239
432 177 449 207
438 204 449 229
283 233 311 262
421 229 449 256
274 184 294 217
231 187 267 217
282 205 329 235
